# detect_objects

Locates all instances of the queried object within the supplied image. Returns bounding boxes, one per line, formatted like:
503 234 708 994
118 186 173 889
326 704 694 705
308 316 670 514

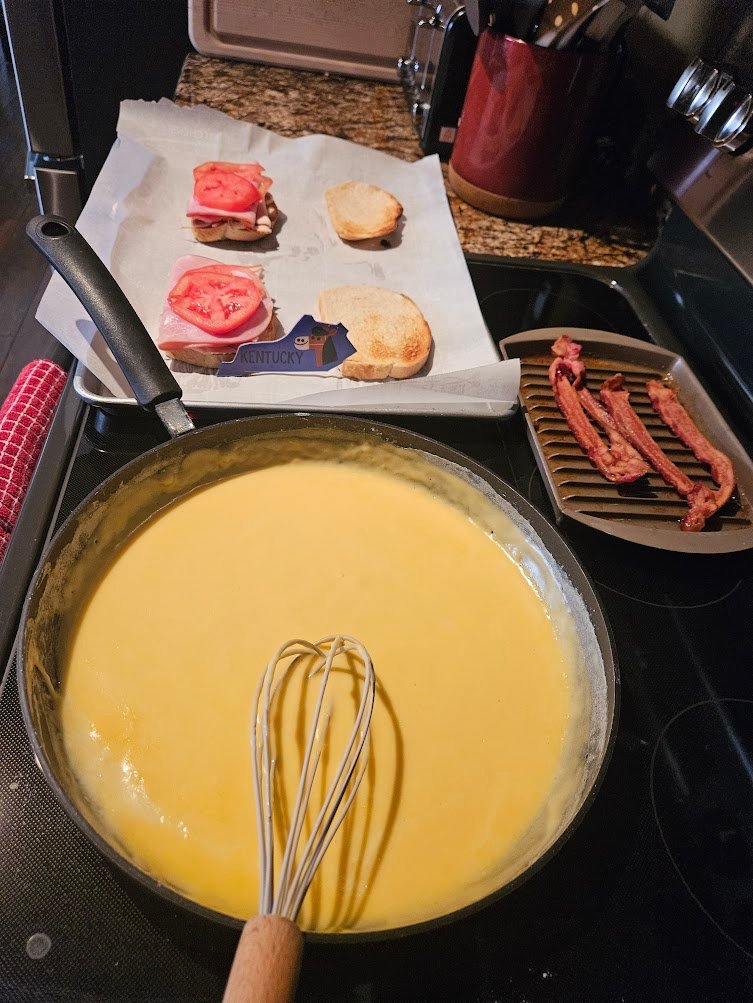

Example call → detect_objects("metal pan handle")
26 215 193 437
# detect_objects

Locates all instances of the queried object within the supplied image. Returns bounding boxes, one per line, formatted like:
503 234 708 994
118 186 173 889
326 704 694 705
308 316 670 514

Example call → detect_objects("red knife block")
449 32 617 219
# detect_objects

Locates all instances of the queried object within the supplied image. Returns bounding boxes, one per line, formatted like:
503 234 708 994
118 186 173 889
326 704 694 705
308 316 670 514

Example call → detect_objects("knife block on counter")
449 32 618 220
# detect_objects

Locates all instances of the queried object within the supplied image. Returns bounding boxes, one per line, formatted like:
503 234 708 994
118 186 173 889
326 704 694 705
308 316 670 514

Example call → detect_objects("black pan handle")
26 215 182 411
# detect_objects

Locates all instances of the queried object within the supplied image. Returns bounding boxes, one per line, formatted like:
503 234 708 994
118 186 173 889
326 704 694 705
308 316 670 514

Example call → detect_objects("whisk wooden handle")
223 915 304 1003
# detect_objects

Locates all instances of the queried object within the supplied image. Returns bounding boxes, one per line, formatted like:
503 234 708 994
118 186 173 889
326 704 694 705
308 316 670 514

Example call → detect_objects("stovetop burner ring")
650 697 753 962
593 577 743 610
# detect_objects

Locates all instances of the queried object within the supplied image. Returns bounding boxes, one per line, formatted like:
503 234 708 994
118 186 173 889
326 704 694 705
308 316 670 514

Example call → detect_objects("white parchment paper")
36 99 520 415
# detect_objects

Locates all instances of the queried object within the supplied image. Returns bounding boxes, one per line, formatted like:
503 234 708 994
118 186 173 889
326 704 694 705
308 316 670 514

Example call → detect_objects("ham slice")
186 197 259 227
157 256 274 354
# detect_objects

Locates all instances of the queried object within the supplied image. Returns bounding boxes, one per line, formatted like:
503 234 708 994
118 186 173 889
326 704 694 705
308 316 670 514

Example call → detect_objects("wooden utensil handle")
223 915 304 1003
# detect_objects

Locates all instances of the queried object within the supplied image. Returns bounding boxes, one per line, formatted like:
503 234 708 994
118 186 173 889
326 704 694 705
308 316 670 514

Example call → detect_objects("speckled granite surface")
176 53 657 267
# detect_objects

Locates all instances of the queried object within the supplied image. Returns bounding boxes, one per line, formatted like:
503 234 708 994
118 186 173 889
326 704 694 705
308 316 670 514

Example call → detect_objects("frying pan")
19 216 618 939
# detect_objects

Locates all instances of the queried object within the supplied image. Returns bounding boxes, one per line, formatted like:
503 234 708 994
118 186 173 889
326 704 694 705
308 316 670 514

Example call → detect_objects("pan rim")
17 411 619 942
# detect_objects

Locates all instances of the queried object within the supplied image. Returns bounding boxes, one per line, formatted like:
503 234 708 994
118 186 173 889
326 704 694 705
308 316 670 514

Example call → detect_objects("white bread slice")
191 193 279 244
318 285 431 381
324 182 403 241
164 314 280 369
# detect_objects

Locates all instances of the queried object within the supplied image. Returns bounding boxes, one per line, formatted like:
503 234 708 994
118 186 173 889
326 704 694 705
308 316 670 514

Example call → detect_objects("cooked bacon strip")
551 334 579 359
549 369 623 481
553 337 634 444
548 361 648 484
683 483 721 532
577 386 649 480
647 380 736 511
599 374 692 492
577 386 614 429
599 374 716 532
548 336 648 483
551 334 587 384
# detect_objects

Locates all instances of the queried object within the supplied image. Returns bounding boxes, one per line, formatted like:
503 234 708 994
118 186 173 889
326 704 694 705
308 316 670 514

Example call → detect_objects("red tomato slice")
194 170 259 212
193 161 272 196
194 161 262 183
168 267 263 335
193 263 266 298
194 263 260 278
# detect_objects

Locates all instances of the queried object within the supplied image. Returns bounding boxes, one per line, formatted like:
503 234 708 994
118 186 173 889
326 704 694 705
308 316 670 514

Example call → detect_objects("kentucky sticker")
216 316 355 376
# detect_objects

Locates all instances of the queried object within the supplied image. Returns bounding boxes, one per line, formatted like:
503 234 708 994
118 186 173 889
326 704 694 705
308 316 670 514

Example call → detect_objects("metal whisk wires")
251 634 376 922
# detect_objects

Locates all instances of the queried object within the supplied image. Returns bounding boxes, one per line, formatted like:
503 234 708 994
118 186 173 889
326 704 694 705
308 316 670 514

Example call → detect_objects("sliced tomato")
167 267 263 335
191 263 266 298
193 169 259 212
194 161 263 183
193 160 272 196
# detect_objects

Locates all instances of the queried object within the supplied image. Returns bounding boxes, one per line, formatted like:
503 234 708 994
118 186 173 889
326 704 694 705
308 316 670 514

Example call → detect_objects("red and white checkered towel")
0 359 67 564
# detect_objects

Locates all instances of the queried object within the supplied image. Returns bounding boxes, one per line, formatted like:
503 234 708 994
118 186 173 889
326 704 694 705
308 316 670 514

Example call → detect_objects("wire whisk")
223 634 376 1003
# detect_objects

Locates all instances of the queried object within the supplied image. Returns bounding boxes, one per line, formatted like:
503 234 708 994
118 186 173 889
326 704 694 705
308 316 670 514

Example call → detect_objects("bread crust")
163 313 280 369
191 193 279 244
324 182 403 242
318 285 431 381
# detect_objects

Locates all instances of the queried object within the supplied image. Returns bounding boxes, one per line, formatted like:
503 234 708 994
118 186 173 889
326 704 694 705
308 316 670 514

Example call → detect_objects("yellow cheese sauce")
61 459 573 932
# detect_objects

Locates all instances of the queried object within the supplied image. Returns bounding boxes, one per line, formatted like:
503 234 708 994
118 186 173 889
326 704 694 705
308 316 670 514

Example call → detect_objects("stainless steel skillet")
19 216 618 939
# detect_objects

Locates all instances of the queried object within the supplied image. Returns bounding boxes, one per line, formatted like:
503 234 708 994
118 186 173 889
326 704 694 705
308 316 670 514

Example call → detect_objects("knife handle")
26 215 182 411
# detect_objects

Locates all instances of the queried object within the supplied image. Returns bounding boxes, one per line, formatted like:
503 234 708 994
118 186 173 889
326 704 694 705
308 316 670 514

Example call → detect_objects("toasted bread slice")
164 314 280 369
191 193 279 244
324 182 403 242
318 285 431 380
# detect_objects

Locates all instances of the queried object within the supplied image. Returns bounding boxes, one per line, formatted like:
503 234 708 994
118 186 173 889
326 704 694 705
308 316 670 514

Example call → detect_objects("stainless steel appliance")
646 7 753 438
654 58 753 288
1 0 189 219
398 1 477 156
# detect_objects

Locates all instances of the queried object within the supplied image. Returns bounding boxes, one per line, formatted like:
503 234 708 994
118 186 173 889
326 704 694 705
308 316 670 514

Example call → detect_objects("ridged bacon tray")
500 328 753 554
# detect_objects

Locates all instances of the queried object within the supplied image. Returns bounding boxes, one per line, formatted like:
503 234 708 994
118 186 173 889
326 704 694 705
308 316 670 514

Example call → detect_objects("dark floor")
0 51 60 404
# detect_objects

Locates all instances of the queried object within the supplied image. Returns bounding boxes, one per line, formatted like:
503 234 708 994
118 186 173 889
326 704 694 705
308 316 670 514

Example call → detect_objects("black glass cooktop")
1 256 752 1002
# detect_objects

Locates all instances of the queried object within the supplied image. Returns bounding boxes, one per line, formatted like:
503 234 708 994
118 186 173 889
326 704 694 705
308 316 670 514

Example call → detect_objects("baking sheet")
500 327 753 554
37 99 519 417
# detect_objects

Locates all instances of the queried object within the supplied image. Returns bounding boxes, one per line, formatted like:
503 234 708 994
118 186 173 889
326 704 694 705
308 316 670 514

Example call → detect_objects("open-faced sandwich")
318 284 431 380
187 161 279 243
158 255 278 367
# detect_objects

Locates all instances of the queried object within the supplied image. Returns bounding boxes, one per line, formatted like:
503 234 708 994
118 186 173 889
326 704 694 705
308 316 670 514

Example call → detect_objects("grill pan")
500 328 753 554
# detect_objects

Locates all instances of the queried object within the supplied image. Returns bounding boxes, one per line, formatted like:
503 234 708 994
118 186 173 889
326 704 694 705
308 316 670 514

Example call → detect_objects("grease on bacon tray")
549 335 737 532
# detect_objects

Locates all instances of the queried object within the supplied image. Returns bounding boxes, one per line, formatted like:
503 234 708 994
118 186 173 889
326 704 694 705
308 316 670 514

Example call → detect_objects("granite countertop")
176 53 658 267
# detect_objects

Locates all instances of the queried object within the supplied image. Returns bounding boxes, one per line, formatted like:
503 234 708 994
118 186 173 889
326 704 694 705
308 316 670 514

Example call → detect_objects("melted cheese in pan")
61 460 572 932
